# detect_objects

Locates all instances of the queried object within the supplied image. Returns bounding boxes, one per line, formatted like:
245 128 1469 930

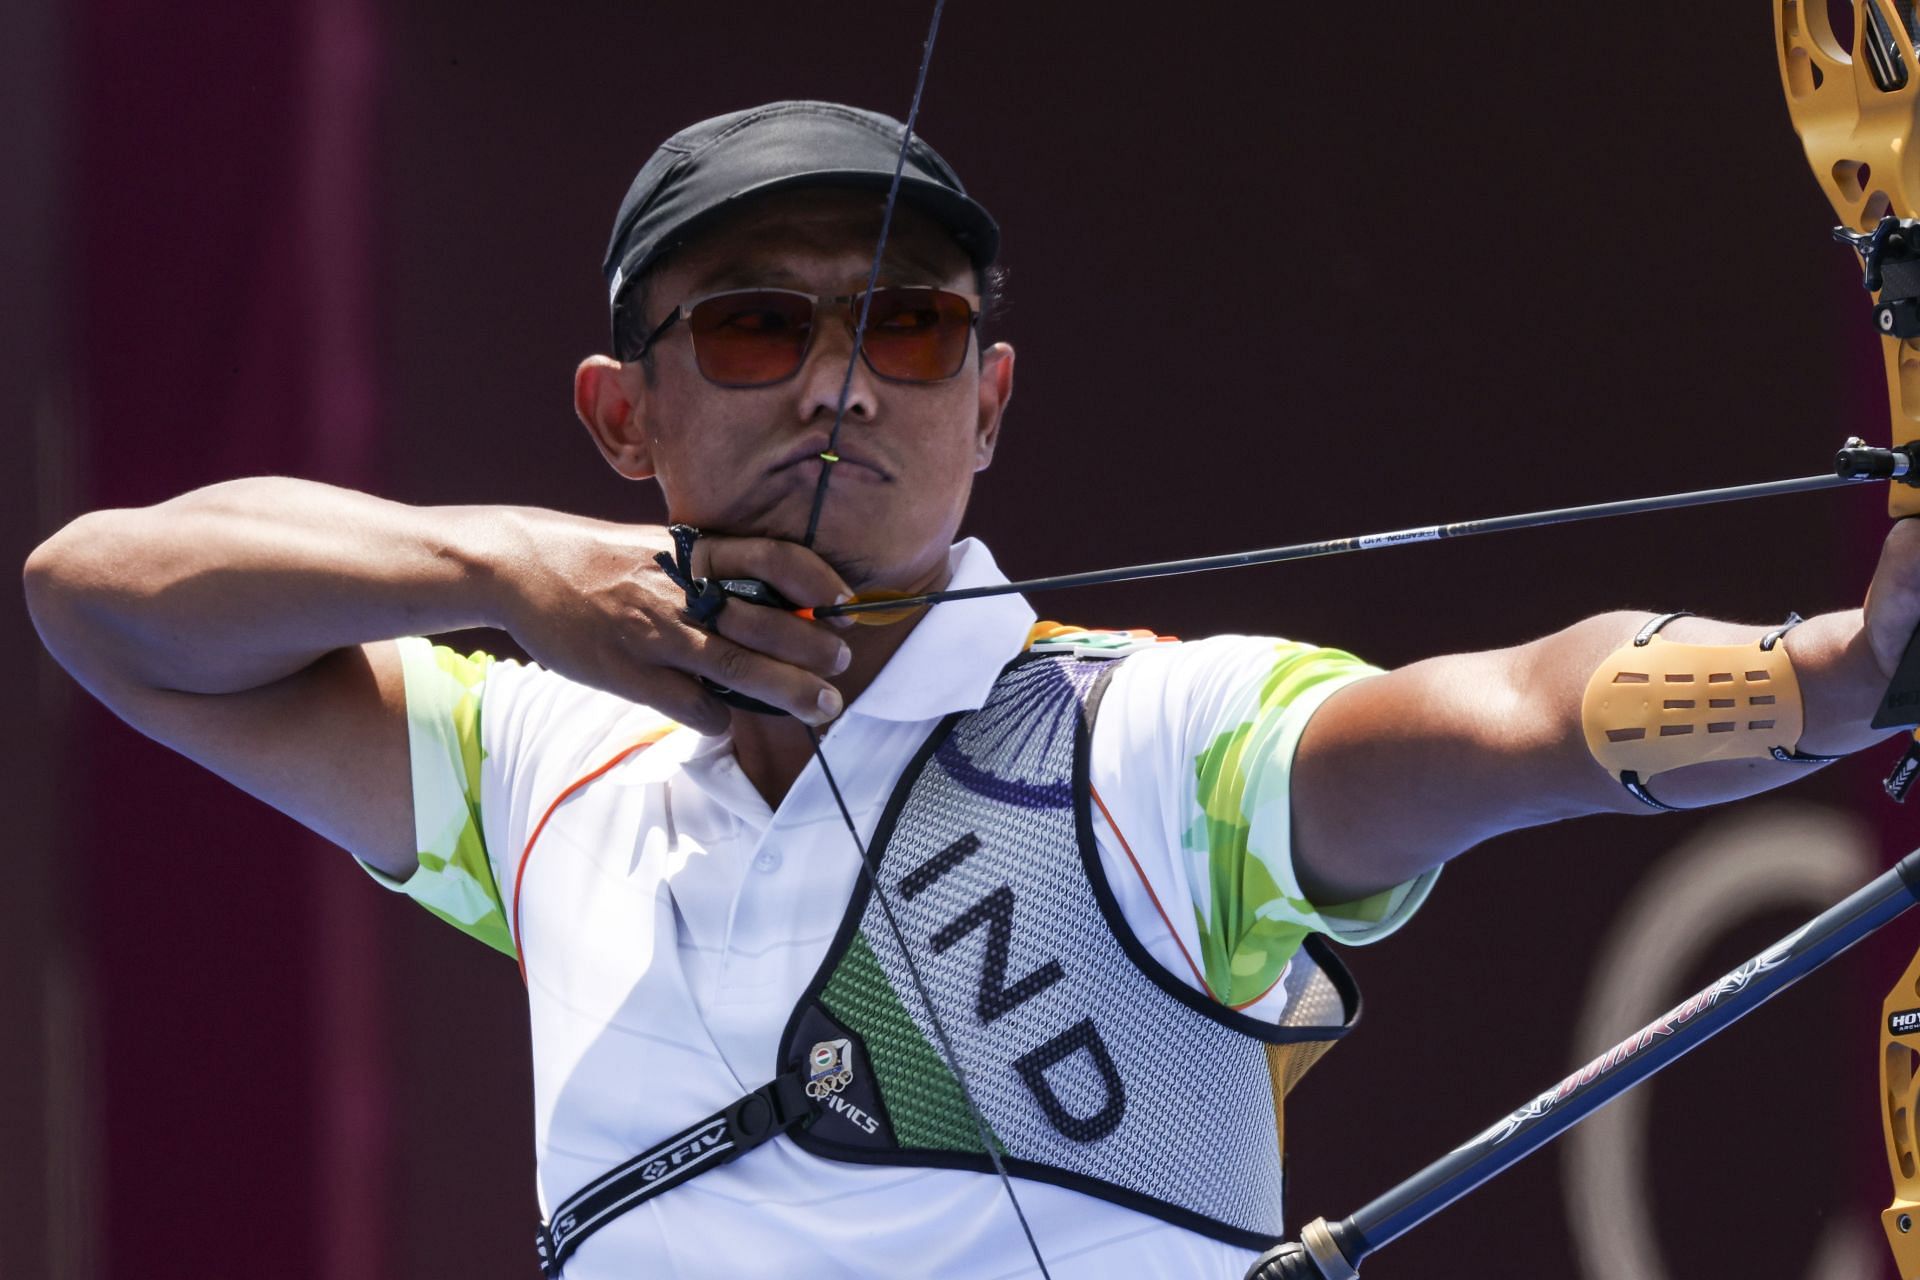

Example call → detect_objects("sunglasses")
629 286 980 387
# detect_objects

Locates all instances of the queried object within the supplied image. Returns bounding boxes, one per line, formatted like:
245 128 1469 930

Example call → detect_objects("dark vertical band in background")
68 1 393 1277
2 0 74 1275
299 0 392 1276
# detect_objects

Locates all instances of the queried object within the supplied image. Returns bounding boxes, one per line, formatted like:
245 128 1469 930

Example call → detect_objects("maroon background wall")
7 2 1909 1277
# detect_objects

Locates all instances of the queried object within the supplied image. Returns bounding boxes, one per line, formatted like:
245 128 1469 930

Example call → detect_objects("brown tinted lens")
685 290 814 385
861 288 975 381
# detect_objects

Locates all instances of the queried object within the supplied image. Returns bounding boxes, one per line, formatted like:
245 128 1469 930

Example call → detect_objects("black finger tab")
714 578 795 611
654 525 794 718
685 578 729 626
654 525 733 629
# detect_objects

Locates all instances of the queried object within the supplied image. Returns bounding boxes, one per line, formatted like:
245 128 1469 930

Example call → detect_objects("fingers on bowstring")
713 598 851 681
685 628 843 726
697 535 854 617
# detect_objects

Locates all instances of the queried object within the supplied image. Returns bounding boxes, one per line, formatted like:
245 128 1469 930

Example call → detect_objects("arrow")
809 440 1908 623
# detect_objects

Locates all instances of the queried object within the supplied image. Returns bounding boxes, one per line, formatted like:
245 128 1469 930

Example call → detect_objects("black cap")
602 100 999 330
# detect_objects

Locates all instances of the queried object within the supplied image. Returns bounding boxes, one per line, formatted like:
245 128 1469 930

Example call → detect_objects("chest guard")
779 651 1360 1248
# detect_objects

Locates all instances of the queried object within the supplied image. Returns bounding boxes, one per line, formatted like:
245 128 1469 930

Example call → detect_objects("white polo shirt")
364 538 1434 1279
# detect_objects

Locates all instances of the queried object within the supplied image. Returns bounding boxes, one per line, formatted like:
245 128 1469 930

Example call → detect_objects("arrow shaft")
822 471 1865 617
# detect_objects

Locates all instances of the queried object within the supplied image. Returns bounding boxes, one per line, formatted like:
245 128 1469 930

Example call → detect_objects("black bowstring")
794 3 1054 1276
798 0 947 550
804 726 1053 1276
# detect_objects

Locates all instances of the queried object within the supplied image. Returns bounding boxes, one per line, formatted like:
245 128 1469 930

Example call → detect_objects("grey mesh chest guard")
779 652 1361 1248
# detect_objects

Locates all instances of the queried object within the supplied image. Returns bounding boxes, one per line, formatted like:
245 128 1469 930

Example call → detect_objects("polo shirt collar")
846 537 1036 723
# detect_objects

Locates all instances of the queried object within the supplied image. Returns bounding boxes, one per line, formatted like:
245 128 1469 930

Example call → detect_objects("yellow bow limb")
1886 948 1920 1275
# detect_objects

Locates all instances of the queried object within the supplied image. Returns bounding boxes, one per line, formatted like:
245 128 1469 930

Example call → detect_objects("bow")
1777 4 1920 1274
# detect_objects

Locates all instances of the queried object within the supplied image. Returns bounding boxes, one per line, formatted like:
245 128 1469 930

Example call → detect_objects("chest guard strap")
534 1073 809 1277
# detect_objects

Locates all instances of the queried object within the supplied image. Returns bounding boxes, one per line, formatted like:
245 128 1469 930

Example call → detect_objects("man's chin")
668 513 880 592
787 547 886 597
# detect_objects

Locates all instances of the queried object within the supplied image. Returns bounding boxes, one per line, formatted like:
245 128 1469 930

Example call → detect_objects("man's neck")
727 581 934 808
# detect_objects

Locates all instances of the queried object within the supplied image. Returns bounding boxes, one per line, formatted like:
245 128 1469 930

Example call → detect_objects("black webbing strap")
535 1073 812 1277
1760 614 1846 765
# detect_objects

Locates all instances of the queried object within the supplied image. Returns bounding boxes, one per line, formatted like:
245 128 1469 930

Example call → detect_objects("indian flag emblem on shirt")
806 1039 854 1098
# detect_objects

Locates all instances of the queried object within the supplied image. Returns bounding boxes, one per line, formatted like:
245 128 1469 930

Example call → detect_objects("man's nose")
794 308 879 424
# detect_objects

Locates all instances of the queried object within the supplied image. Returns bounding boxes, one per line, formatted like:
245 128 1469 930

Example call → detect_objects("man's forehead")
666 188 970 290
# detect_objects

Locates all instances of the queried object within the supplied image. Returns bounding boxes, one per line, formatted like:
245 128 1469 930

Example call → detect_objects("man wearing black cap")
24 99 1920 1278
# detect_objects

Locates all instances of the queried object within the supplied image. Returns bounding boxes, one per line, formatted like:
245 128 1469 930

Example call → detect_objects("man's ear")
574 355 655 480
973 341 1015 471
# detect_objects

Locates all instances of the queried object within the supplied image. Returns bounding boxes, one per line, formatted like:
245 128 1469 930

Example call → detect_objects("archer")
24 99 1920 1279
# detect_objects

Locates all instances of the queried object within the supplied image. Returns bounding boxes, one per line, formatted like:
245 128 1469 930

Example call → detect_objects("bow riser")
1778 0 1920 519
1886 952 1920 1273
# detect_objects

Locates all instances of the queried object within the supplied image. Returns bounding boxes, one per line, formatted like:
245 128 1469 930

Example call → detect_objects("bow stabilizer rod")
1243 844 1920 1279
815 440 1912 621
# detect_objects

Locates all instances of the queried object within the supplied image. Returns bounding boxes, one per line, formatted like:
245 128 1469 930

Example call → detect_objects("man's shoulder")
405 639 680 767
1021 626 1372 705
1090 631 1382 728
1024 622 1179 660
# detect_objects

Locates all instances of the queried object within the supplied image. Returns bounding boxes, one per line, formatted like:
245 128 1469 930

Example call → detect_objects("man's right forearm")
23 476 533 696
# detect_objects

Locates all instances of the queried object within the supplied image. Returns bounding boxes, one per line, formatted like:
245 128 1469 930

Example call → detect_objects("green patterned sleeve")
1175 638 1438 1005
352 636 516 958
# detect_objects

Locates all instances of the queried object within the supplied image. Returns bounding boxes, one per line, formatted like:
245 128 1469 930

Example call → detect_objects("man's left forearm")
1290 606 1905 908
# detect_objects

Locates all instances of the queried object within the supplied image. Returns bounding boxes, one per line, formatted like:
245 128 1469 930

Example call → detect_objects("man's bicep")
101 639 418 877
1290 642 1583 900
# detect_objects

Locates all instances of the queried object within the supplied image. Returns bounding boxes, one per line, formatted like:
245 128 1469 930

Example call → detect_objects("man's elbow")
24 509 147 686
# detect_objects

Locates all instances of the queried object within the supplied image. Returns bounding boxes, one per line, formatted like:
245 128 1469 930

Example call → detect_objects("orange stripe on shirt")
511 728 674 985
1091 785 1292 1013
1090 785 1216 1000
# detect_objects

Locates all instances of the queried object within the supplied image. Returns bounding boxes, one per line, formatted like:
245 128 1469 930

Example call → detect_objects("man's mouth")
771 437 890 482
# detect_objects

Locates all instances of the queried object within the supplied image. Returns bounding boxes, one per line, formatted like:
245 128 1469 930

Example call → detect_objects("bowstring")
805 726 1053 1277
798 0 948 549
796 3 1054 1276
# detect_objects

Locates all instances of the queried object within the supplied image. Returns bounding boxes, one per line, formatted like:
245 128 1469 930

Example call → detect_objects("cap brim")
617 168 1000 289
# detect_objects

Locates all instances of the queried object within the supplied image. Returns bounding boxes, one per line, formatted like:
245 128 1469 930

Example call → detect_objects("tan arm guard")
1582 623 1814 806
